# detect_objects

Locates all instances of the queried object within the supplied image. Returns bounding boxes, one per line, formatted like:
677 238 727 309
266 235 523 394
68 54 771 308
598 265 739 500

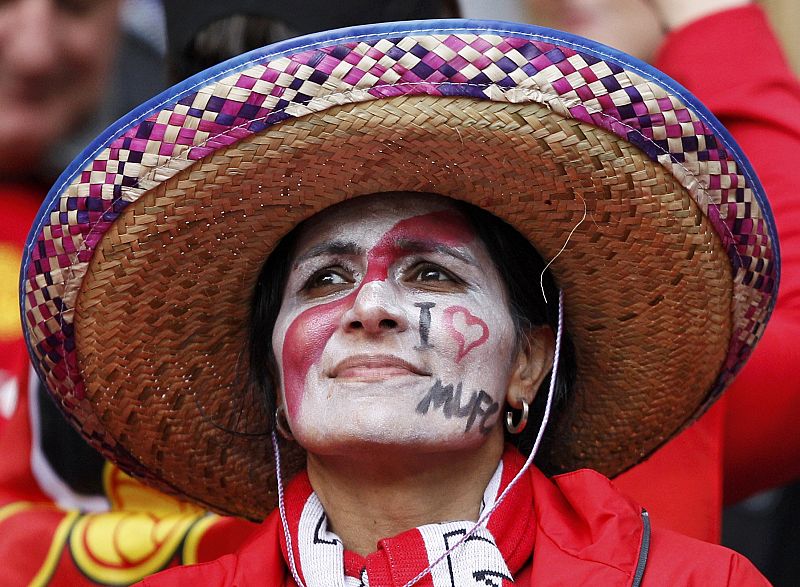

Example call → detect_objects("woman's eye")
416 267 449 282
303 268 353 293
408 263 462 288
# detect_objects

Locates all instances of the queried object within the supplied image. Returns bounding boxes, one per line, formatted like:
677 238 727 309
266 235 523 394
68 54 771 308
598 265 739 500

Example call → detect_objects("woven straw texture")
22 25 776 519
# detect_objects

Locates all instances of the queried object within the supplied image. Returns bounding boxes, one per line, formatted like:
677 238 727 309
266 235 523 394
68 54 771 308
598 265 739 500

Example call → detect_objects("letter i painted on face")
414 302 435 349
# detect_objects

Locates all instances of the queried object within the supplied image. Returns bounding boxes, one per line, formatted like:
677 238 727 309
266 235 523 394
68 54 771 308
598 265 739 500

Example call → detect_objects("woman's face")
271 194 521 455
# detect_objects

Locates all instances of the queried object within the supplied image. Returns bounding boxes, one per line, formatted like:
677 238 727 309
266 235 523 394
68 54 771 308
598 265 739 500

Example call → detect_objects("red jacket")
140 451 767 586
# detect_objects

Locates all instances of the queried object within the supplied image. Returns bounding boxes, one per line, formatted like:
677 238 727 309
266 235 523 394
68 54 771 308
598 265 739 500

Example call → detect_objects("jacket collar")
525 466 649 585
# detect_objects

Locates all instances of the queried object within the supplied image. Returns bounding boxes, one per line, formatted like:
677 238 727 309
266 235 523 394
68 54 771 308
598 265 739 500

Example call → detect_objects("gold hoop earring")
505 399 529 434
275 405 294 441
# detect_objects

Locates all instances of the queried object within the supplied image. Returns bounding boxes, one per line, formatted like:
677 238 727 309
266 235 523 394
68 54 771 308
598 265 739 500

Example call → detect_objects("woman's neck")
306 435 505 556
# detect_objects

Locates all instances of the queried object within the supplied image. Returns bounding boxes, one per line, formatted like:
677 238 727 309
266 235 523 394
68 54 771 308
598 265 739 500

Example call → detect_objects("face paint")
414 302 436 349
416 379 500 435
281 209 474 419
443 306 490 363
271 193 520 453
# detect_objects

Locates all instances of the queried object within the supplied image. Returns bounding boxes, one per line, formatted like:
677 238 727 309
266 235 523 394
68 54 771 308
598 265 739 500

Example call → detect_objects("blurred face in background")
0 0 121 176
523 0 664 63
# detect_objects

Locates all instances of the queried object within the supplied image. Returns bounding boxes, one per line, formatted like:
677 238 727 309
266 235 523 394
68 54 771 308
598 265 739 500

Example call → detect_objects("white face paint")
271 194 519 455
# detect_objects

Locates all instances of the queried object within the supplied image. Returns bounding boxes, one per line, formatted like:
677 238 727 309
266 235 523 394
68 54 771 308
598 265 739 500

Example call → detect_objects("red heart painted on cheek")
443 306 490 363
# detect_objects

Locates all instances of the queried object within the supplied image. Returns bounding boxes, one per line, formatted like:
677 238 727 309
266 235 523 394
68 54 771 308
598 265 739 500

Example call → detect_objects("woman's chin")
295 425 497 458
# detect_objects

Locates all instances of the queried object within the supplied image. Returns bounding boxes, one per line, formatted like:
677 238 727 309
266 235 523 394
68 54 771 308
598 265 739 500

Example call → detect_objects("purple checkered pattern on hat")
23 29 775 427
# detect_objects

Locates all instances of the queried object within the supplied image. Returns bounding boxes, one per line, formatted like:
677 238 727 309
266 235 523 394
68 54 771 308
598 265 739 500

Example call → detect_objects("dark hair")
247 225 303 434
246 196 576 456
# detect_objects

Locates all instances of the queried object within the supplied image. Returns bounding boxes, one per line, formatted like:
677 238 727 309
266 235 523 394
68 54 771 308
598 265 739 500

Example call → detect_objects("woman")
21 18 775 585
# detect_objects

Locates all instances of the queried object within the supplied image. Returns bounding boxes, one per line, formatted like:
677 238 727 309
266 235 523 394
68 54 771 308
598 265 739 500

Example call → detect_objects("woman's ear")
506 326 555 408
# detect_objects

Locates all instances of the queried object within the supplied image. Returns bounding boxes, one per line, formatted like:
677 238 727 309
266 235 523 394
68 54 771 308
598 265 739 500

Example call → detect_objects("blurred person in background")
0 2 260 585
0 0 168 378
0 0 122 386
0 0 120 181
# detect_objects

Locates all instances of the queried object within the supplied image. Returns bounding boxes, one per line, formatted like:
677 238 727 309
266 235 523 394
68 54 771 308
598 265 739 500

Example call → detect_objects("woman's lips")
330 354 429 381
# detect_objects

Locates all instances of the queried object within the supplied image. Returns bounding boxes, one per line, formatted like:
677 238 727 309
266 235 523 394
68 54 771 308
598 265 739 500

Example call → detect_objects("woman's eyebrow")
295 240 364 264
396 238 476 265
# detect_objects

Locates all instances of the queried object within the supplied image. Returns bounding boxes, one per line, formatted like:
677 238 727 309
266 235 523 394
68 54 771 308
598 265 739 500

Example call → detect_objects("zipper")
632 509 651 587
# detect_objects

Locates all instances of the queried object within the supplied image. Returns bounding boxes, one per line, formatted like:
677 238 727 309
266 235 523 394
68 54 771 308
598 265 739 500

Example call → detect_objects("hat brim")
22 20 778 519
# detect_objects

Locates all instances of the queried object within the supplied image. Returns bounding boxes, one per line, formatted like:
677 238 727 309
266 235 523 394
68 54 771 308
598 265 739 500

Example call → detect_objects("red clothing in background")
615 4 800 541
0 184 41 425
0 184 260 586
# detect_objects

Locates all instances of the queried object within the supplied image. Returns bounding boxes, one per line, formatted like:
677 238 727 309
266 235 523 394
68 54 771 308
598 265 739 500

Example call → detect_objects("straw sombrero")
21 20 778 520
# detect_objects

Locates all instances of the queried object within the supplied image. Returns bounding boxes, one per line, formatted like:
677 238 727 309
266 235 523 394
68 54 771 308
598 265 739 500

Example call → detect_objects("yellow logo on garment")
0 244 23 340
68 465 207 584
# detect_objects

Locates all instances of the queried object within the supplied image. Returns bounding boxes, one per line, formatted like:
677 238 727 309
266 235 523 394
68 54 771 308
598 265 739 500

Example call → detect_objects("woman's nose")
341 281 409 335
